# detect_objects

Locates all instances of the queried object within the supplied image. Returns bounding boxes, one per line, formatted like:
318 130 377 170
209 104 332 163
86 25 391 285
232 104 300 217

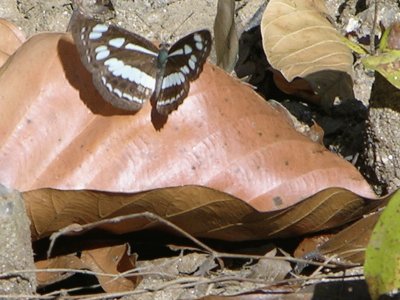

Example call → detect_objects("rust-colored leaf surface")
0 29 376 213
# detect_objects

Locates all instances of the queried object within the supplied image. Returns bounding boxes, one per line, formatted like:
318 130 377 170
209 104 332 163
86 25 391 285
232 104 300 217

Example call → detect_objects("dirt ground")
0 0 217 37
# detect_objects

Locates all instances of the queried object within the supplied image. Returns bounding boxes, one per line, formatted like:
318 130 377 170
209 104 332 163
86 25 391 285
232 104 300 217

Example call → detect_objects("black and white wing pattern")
155 30 212 115
71 10 159 111
70 10 212 115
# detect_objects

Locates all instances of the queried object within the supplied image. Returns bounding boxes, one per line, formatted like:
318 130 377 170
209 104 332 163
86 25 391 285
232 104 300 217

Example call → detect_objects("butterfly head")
158 42 171 50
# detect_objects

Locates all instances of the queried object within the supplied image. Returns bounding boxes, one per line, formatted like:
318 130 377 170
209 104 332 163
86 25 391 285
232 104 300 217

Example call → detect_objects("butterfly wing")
156 30 212 115
70 10 159 111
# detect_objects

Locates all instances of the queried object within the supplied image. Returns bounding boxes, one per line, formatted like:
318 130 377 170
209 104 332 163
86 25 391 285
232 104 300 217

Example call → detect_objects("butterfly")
70 9 212 115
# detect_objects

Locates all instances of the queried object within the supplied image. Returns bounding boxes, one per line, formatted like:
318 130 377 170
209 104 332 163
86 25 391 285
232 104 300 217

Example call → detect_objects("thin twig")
47 211 224 268
370 0 379 54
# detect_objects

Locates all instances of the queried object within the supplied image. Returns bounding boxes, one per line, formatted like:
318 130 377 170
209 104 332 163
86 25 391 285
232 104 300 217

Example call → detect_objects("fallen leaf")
0 31 376 212
317 209 384 264
362 50 400 89
361 23 400 90
364 191 400 300
261 0 353 81
36 254 86 286
81 244 137 292
260 0 354 106
36 244 138 292
294 234 333 259
24 187 383 241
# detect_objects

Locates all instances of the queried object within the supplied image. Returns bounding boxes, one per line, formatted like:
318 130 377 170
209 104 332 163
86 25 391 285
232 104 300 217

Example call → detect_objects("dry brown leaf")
271 69 321 105
261 0 353 81
317 208 385 264
260 0 355 107
36 254 86 286
24 187 382 241
0 31 376 213
81 244 137 292
36 244 137 291
293 234 334 259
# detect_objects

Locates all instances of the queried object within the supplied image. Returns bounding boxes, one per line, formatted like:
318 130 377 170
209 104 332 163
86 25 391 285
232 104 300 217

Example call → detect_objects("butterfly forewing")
156 30 212 114
71 10 159 111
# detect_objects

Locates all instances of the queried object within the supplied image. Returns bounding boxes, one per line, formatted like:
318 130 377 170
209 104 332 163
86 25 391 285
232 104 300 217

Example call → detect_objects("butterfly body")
70 10 212 115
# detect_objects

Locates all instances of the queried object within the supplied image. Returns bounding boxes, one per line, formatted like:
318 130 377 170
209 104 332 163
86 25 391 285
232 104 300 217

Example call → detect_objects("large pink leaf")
0 29 376 211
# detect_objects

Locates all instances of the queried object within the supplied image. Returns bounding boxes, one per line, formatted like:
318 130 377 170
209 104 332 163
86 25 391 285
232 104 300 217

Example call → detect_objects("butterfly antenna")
131 11 154 32
119 10 194 43
135 13 151 29
167 11 194 40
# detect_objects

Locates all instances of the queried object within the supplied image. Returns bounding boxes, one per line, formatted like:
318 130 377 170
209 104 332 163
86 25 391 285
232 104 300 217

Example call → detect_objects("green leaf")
362 50 400 89
364 190 400 300
340 36 369 55
379 26 391 52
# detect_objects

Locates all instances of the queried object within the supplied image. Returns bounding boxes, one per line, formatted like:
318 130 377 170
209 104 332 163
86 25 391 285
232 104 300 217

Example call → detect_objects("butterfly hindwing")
156 30 212 114
156 66 190 115
71 10 159 111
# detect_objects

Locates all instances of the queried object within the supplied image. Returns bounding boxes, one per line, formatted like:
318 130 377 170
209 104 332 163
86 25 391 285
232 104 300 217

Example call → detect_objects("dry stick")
43 212 360 298
309 254 344 279
48 211 358 267
0 267 176 284
54 272 365 300
45 283 102 298
0 268 117 280
35 252 352 289
53 267 359 299
47 211 352 270
62 276 304 300
213 252 358 268
297 249 364 293
0 257 358 299
370 0 379 54
304 267 364 285
47 211 224 267
336 247 366 256
1 272 363 300
0 295 53 299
